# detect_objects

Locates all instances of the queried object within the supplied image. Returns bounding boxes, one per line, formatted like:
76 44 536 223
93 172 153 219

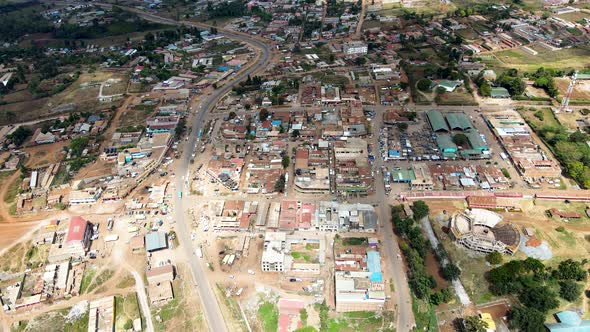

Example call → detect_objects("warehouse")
445 113 473 131
464 130 488 151
435 134 458 158
426 110 449 132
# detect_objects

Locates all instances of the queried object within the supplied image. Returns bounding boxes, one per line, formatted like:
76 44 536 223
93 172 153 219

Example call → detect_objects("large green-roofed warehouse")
465 130 488 151
445 113 472 131
426 110 449 132
435 134 457 153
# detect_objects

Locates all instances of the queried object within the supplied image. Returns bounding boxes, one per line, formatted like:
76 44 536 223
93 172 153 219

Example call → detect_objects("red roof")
66 216 88 243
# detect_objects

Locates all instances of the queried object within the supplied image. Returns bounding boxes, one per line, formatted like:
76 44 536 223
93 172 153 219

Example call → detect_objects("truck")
107 218 114 231
196 246 203 258
178 191 183 198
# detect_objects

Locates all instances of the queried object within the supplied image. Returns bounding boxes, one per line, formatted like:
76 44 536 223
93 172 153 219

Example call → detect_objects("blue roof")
271 120 282 126
367 251 383 282
217 66 229 72
546 311 590 332
145 232 167 252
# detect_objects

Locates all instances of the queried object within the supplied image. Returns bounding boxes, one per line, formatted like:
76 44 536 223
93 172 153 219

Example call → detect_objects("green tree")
282 155 290 169
479 81 491 97
518 286 559 313
299 308 308 326
441 263 461 281
462 315 488 332
417 79 433 91
553 259 587 281
291 129 300 138
559 280 582 301
510 306 546 332
274 174 286 192
411 200 430 220
485 251 503 265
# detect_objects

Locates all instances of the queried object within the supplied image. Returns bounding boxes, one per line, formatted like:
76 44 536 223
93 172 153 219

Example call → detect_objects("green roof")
435 134 457 153
491 87 510 98
391 168 416 182
465 130 488 150
446 113 472 131
426 110 449 132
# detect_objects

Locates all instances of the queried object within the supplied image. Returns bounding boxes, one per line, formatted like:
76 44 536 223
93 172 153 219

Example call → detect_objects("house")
31 129 56 145
146 264 175 285
435 80 463 92
545 310 590 331
548 208 581 219
65 216 91 257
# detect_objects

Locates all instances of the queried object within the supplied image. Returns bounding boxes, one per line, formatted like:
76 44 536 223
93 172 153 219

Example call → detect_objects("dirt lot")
556 78 590 102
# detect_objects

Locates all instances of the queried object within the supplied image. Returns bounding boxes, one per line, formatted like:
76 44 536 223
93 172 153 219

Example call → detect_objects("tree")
452 133 468 146
274 174 286 192
282 155 290 169
485 251 503 265
228 111 237 120
259 108 269 121
553 259 587 281
518 286 559 313
559 280 582 301
510 306 546 332
291 129 300 138
7 126 33 146
417 79 433 91
462 315 488 332
441 263 461 281
411 200 429 220
478 81 491 97
299 308 308 326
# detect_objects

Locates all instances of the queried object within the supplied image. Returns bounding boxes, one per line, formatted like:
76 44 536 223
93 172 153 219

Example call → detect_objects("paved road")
369 108 416 331
123 10 271 332
92 5 272 332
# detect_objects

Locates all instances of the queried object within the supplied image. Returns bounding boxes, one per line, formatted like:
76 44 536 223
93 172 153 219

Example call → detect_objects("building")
148 281 174 306
146 264 175 285
334 248 385 312
426 110 449 132
65 216 91 257
88 296 115 332
145 232 168 252
342 41 368 55
410 163 434 191
466 196 521 211
545 310 590 331
436 80 463 92
490 87 510 98
261 232 286 272
449 209 520 255
69 188 102 205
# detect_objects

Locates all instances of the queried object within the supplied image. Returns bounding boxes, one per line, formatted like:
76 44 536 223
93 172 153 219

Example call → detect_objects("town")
0 0 590 331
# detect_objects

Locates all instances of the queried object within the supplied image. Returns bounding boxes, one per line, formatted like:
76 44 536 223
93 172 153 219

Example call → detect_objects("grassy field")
152 279 206 331
492 46 590 71
0 241 48 273
258 301 279 332
115 293 141 331
435 89 477 106
79 266 97 295
518 107 560 129
412 295 437 332
11 307 88 332
325 311 396 332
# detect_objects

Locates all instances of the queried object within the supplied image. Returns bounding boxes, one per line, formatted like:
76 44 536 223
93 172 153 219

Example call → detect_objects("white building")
343 42 368 56
261 232 286 272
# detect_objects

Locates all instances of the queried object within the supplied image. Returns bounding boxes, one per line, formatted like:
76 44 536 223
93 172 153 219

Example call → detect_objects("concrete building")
65 216 91 258
342 41 368 55
261 232 287 272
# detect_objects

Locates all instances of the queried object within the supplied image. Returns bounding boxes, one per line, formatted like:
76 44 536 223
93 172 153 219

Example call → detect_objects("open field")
152 271 206 332
491 46 590 72
518 107 560 129
115 293 141 331
12 307 89 332
0 71 125 125
556 78 590 102
375 1 456 16
0 240 48 273
556 10 590 23
435 89 477 106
